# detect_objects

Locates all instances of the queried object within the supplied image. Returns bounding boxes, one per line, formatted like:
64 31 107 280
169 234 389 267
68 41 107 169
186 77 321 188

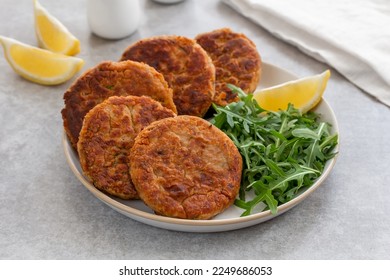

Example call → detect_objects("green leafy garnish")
211 85 338 216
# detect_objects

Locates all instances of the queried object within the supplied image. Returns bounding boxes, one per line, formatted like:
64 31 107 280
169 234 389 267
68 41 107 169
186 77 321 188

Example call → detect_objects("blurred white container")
87 0 141 39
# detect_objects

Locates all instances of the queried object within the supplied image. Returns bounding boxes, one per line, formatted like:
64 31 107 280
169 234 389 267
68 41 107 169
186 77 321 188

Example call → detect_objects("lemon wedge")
34 0 80 55
253 70 331 113
0 36 84 85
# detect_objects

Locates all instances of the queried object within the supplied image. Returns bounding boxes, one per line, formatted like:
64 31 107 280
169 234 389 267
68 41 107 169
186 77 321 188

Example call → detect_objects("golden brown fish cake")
77 95 176 200
129 115 242 219
195 28 262 106
62 60 176 148
120 35 215 117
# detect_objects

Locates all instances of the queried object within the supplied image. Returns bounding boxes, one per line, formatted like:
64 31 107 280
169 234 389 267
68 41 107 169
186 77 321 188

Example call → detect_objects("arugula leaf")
292 128 321 140
211 85 338 216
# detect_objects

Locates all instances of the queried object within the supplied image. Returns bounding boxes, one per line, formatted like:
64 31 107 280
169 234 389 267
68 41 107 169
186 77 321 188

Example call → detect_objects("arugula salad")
211 85 338 216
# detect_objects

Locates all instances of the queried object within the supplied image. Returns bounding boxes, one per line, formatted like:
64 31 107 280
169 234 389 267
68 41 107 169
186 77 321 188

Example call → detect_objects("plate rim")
62 62 339 230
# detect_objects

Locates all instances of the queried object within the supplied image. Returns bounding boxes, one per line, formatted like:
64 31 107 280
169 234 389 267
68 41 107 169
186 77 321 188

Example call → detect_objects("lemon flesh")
253 70 331 113
0 36 84 85
34 0 80 56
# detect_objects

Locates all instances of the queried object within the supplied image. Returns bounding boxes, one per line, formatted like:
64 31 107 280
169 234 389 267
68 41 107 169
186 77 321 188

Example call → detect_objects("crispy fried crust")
77 96 176 199
120 35 215 117
62 60 176 148
195 28 262 106
130 115 242 219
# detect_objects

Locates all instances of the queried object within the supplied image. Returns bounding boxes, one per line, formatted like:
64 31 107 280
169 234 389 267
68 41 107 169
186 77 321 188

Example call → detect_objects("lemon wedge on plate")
253 70 331 113
0 36 84 85
34 0 80 55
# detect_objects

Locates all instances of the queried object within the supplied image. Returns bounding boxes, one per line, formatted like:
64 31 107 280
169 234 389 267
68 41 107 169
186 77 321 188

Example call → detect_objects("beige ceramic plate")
63 62 339 232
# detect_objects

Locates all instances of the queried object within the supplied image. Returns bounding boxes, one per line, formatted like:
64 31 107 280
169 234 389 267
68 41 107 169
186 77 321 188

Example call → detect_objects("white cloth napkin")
223 0 390 107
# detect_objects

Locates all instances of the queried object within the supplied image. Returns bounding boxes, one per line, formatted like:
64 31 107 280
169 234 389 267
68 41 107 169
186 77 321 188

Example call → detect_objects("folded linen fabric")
223 0 390 107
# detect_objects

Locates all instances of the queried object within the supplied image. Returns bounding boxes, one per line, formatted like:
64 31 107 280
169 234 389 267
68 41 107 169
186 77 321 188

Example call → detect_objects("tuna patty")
195 28 262 106
77 95 176 199
120 35 215 117
130 115 242 219
62 60 176 148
